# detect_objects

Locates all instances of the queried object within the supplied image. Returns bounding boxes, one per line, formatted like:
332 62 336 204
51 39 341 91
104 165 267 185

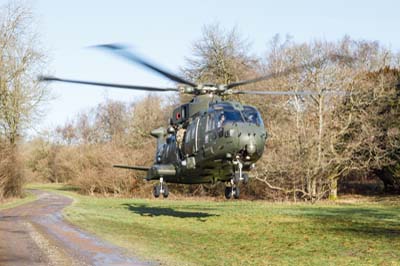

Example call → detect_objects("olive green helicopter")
40 44 348 199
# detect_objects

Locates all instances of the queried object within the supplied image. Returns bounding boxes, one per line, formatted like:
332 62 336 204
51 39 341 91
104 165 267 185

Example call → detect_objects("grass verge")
0 191 36 210
28 183 400 266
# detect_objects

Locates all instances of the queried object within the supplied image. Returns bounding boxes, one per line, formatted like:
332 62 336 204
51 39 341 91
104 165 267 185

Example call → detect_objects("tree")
253 36 399 200
335 67 400 192
0 2 48 145
182 23 258 86
0 1 48 198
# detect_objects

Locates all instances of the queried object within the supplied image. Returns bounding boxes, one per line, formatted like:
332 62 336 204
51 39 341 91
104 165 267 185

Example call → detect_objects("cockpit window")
224 111 243 122
217 110 244 126
243 106 264 126
213 103 246 125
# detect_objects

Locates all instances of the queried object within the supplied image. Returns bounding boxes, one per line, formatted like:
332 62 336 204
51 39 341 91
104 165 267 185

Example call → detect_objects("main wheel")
224 186 232 199
153 184 161 198
233 187 240 199
163 185 169 198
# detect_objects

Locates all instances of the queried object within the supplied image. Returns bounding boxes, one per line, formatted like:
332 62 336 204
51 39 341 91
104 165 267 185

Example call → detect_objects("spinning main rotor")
39 44 351 97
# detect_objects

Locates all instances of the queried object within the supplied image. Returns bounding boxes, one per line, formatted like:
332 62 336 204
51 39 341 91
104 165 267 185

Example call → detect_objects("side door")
184 120 197 156
197 115 207 152
203 113 217 156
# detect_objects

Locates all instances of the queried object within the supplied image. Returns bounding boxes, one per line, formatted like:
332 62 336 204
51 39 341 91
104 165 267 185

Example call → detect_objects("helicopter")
40 44 349 199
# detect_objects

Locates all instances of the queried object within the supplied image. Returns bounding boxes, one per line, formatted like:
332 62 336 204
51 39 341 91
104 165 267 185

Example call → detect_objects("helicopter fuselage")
146 95 267 184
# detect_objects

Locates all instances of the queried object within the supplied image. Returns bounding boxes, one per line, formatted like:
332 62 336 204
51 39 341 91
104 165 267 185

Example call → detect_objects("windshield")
215 105 244 126
243 106 264 126
221 110 243 122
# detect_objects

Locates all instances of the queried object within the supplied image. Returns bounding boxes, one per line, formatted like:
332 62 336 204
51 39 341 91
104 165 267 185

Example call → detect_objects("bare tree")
94 99 129 142
333 67 400 192
253 36 399 200
182 23 258 85
0 2 48 145
0 1 48 198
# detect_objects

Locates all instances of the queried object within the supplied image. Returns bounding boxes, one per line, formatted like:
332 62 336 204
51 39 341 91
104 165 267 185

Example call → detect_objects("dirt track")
0 190 156 266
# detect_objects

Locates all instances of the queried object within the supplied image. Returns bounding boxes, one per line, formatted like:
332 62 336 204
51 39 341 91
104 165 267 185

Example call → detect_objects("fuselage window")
206 114 216 132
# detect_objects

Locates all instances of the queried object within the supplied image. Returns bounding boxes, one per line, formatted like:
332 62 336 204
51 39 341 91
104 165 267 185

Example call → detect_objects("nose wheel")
225 179 240 199
153 177 169 198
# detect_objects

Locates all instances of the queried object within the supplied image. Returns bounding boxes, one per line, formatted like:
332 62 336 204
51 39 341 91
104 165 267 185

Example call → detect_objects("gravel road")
0 190 157 266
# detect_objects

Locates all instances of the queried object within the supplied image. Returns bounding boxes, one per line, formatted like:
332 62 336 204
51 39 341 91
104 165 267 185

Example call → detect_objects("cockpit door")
194 117 200 153
204 113 217 150
197 115 207 152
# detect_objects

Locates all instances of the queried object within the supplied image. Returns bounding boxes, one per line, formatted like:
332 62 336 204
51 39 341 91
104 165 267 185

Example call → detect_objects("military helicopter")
40 44 348 199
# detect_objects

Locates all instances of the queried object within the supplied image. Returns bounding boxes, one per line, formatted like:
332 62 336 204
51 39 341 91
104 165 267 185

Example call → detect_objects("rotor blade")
39 76 179 92
232 90 320 96
233 90 349 96
113 165 149 171
226 54 354 89
93 44 197 87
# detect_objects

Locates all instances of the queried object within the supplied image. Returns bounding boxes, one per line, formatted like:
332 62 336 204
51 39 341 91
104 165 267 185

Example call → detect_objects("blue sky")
15 0 400 132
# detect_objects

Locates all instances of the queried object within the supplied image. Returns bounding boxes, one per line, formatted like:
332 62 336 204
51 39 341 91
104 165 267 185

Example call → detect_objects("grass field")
28 184 400 266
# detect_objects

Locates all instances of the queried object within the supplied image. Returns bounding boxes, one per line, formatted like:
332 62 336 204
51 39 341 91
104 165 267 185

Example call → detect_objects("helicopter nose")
238 132 257 155
236 125 266 159
246 143 256 155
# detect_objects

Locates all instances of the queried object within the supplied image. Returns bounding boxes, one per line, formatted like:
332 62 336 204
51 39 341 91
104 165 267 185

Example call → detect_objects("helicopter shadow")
122 203 219 222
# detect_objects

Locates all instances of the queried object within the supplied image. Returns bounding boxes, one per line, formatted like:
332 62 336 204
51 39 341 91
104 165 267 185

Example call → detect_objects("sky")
6 0 400 134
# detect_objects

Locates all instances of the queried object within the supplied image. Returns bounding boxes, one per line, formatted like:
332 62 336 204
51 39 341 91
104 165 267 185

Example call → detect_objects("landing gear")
233 172 249 185
153 177 169 198
233 187 240 199
225 160 249 199
242 173 249 185
233 160 249 184
225 179 241 199
224 186 232 199
163 184 169 198
153 184 161 198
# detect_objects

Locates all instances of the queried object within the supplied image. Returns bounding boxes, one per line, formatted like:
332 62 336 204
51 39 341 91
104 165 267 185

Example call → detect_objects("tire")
224 187 232 199
163 185 169 198
233 187 240 199
153 184 161 198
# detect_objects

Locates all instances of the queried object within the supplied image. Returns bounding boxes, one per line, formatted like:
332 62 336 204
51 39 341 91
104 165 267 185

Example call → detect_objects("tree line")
1 2 399 200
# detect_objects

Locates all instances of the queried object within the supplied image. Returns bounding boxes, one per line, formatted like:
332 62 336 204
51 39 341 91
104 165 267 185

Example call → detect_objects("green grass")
0 191 37 210
28 184 400 266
